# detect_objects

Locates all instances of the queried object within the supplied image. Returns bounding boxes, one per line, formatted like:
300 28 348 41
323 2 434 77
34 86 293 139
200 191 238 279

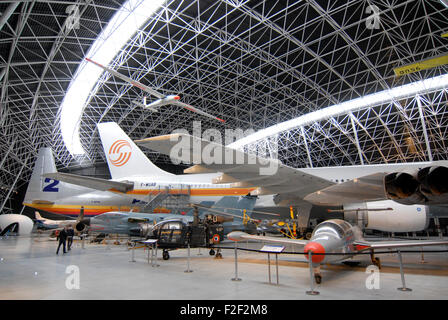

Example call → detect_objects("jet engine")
417 166 448 199
344 200 428 232
385 166 448 205
129 223 153 237
74 218 90 233
384 172 420 202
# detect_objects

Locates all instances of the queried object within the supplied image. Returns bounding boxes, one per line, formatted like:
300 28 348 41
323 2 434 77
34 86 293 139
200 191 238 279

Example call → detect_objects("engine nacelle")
417 166 448 198
129 223 153 237
344 200 428 232
384 172 420 200
75 218 90 233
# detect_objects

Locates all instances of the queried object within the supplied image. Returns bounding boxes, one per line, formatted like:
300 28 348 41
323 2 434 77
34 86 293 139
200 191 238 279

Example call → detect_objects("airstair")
140 185 191 214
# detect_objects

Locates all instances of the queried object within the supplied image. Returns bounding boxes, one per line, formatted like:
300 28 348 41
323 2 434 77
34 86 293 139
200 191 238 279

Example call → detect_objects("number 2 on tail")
43 178 59 192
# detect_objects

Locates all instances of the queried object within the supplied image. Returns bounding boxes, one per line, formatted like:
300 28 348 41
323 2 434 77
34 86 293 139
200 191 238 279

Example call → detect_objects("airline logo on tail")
109 140 132 167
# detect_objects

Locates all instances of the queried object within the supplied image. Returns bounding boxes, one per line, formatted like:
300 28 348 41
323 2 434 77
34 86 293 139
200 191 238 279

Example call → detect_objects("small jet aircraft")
85 58 225 123
228 219 448 284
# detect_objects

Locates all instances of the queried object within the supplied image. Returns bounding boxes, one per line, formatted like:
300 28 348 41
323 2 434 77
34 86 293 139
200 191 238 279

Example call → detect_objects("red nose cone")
304 242 325 263
174 95 181 100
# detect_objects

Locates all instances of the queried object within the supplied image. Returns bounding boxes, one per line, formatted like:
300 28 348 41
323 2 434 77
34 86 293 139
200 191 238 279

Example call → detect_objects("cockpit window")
312 221 345 238
162 221 183 230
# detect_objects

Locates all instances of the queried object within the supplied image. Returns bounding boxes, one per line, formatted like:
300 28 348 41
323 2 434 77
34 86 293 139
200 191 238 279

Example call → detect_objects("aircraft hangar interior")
0 0 448 308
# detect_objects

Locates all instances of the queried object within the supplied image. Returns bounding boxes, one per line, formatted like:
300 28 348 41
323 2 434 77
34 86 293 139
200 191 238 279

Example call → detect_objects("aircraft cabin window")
166 222 182 230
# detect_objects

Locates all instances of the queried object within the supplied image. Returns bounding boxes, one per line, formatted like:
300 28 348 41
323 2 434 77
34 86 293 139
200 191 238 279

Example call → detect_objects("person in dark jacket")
56 226 68 254
67 226 75 251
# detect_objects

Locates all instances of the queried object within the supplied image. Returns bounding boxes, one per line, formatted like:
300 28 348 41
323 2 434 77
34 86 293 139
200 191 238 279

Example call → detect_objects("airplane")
85 58 225 123
227 219 448 284
23 147 173 217
44 122 448 236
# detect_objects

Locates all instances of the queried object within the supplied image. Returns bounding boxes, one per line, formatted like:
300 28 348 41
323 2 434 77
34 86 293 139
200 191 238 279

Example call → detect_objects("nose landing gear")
370 251 381 269
314 274 322 284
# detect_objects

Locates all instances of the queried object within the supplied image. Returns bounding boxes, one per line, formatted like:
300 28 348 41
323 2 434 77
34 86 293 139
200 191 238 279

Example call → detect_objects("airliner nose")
304 242 325 263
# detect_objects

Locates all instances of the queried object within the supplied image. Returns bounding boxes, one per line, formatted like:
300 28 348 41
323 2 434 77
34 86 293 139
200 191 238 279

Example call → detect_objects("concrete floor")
1 234 447 300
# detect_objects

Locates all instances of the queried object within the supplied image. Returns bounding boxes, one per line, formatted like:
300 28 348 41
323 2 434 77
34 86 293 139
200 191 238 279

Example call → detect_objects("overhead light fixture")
229 73 448 150
60 0 164 155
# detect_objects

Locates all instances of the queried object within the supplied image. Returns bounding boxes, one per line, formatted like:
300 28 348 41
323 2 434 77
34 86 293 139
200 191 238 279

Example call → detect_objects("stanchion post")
150 244 154 266
154 243 159 267
275 253 279 285
397 249 412 292
231 241 242 281
184 243 193 273
420 247 426 264
267 253 271 284
129 241 136 262
306 251 319 295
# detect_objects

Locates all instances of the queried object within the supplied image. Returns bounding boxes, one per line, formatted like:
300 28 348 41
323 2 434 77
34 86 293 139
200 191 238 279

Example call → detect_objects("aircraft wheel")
215 252 222 259
209 249 215 256
163 250 170 260
314 274 322 284
374 257 381 269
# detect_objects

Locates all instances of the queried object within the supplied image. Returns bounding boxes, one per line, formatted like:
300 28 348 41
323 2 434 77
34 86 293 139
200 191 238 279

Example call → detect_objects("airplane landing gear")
314 273 322 284
370 251 381 269
163 250 170 260
209 249 215 256
214 248 223 259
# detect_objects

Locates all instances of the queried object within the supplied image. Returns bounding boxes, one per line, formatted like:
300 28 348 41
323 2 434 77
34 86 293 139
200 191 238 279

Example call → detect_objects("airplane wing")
304 172 388 205
353 239 448 251
173 101 225 123
227 231 308 246
86 58 163 98
136 133 334 206
42 173 134 193
86 58 225 123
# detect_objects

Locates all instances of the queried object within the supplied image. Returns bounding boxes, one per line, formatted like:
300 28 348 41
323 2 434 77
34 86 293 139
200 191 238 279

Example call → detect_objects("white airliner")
85 58 225 123
44 122 448 233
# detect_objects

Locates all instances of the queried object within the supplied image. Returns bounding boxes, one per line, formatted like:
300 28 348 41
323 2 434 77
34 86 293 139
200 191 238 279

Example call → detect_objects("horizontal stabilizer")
43 173 134 193
132 100 159 112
